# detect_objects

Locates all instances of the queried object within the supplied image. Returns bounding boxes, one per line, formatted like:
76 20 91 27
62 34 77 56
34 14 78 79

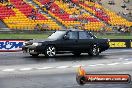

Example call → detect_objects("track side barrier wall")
109 39 132 49
0 39 31 52
0 39 132 52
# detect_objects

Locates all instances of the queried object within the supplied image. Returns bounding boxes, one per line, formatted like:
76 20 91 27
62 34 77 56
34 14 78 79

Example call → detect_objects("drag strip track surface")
0 49 132 88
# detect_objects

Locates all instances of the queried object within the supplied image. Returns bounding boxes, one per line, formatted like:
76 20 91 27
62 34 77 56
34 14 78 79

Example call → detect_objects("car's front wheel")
44 45 56 57
88 44 100 56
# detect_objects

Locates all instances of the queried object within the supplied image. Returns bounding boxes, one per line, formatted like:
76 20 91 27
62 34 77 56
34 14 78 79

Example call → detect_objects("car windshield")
48 31 66 39
89 32 97 38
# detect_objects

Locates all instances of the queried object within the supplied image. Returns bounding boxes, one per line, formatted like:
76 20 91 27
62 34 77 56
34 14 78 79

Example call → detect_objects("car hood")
29 38 55 43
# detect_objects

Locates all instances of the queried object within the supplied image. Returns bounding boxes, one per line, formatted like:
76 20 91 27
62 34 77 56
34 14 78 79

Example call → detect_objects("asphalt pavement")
0 49 132 88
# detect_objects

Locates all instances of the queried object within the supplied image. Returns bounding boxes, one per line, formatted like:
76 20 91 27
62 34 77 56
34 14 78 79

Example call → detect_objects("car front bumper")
22 45 41 54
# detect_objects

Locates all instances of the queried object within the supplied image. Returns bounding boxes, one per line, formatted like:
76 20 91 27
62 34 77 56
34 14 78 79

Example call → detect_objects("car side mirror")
63 35 69 40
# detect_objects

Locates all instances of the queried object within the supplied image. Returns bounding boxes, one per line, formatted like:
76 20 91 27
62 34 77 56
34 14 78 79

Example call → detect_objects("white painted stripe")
89 65 97 67
119 58 123 60
107 63 119 66
123 62 132 64
3 61 132 73
2 69 15 72
56 66 69 69
96 64 105 66
72 65 85 68
124 59 129 61
72 65 81 68
36 67 53 70
19 68 32 71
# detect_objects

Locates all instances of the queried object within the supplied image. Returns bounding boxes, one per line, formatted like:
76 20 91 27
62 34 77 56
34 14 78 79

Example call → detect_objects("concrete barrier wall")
0 39 132 52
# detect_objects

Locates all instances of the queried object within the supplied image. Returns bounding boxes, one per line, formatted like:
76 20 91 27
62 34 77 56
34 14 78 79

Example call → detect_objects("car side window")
67 31 78 39
79 32 92 39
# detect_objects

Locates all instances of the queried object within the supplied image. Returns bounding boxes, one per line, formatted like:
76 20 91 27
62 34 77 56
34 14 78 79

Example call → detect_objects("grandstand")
0 0 131 32
0 0 60 30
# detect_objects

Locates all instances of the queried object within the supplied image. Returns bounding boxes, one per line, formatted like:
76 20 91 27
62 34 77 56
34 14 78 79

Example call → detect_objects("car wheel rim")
46 46 56 57
92 46 99 55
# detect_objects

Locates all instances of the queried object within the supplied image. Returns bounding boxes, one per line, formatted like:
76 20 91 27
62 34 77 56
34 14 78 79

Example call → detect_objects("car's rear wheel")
72 52 81 56
88 44 100 56
44 45 56 57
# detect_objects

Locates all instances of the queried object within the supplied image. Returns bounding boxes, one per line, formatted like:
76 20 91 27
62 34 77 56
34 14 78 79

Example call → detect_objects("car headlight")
32 43 42 46
24 42 33 45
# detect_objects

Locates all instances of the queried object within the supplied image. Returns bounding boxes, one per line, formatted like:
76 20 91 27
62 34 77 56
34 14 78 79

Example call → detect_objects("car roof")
59 29 89 32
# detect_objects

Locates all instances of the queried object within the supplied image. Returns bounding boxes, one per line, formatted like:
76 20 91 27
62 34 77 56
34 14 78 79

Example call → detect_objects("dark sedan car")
22 30 109 57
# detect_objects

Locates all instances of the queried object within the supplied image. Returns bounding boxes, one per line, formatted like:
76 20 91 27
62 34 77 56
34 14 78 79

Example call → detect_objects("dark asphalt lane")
0 49 132 66
0 49 132 88
0 66 132 88
1 73 131 88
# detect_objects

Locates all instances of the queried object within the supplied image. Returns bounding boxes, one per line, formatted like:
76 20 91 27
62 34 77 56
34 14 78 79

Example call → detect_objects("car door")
78 31 94 51
60 31 78 51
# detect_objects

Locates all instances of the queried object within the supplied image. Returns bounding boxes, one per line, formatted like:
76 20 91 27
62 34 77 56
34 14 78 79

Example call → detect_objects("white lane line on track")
89 64 97 67
56 66 70 69
123 61 132 64
107 63 119 66
36 67 53 70
19 68 33 71
1 61 132 72
72 65 85 68
124 59 129 61
72 65 81 68
119 58 123 60
96 64 105 66
2 69 15 72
